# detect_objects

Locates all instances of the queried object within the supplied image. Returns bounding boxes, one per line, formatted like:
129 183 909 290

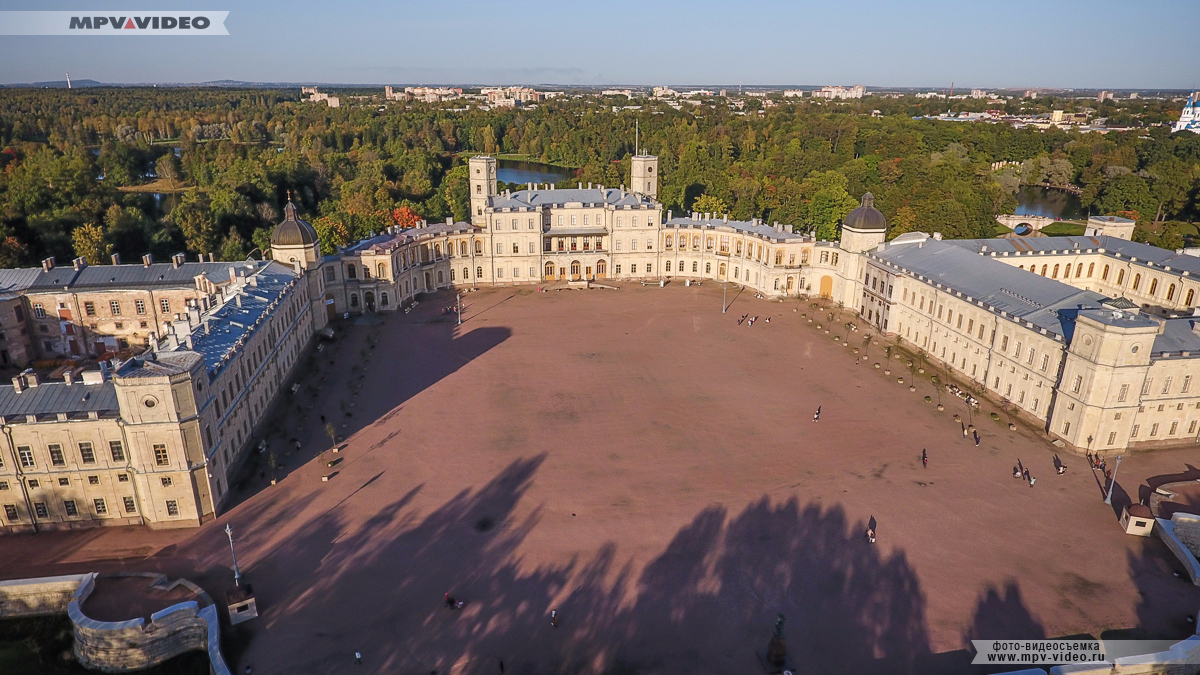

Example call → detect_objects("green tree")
442 165 471 222
72 223 112 265
218 230 248 261
692 193 729 216
155 153 182 190
169 190 220 254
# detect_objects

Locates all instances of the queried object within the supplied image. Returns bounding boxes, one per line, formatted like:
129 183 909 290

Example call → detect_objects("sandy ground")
2 283 1198 675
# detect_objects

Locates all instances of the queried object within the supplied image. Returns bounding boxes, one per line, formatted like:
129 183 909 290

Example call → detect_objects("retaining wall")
1157 514 1200 586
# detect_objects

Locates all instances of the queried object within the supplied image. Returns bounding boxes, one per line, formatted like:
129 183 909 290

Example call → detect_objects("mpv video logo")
0 11 230 35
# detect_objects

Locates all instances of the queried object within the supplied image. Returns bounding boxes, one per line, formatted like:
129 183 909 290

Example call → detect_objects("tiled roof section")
665 216 807 242
343 222 479 254
165 261 302 375
26 262 243 291
945 236 1200 276
0 381 118 418
488 188 656 210
872 238 1111 339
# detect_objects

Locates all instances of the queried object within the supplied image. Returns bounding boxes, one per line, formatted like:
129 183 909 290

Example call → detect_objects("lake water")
496 159 574 186
1015 186 1084 220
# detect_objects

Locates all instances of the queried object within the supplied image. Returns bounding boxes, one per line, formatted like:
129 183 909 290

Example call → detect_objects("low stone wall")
0 572 229 675
0 572 95 618
1157 515 1200 586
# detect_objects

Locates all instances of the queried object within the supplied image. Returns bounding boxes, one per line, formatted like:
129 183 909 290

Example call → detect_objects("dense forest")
0 88 1198 269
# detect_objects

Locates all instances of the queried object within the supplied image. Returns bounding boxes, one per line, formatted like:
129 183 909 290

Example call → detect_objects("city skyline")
0 0 1197 88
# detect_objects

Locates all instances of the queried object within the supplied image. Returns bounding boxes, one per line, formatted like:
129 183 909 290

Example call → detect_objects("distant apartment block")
301 87 339 108
811 85 865 100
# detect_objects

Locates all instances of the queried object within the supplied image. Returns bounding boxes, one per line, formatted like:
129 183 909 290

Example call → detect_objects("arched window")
719 263 727 277
347 265 357 279
1149 278 1158 295
1052 264 1059 278
350 294 359 308
775 250 783 265
1030 266 1036 273
665 261 672 272
450 268 456 281
692 261 698 273
1167 283 1176 301
461 267 468 280
570 261 581 276
377 263 385 278
1041 265 1048 276
1087 263 1094 277
1132 273 1141 291
693 235 700 249
474 241 482 255
544 262 554 278
381 293 389 307
678 260 683 273
1117 269 1124 285
665 235 673 249
460 241 467 256
437 270 443 283
706 262 712 274
1076 263 1084 278
774 278 780 290
434 244 441 258
597 260 607 275
476 266 483 278
1102 265 1110 281
1019 265 1024 270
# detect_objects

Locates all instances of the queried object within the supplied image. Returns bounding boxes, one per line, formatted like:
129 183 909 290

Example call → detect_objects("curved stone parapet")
0 571 228 675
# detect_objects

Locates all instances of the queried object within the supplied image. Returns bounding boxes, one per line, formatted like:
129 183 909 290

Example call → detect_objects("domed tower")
839 193 887 254
270 200 321 269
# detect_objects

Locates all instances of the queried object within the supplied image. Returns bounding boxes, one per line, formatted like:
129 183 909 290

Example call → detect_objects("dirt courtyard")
3 283 1199 675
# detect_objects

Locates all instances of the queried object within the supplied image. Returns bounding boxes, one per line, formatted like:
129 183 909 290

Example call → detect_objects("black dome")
271 201 318 247
843 193 887 231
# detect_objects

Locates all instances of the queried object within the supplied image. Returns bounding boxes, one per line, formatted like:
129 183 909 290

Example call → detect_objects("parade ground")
2 283 1198 675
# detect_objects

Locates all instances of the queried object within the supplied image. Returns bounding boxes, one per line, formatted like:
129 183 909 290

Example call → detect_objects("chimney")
22 369 39 387
588 182 592 189
229 266 237 283
111 253 121 265
667 210 672 220
11 375 25 393
208 253 216 262
578 182 583 189
204 322 211 334
184 334 194 349
142 253 153 267
235 293 242 308
249 274 258 287
198 253 205 262
64 369 75 385
41 257 54 272
72 257 86 271
172 253 184 268
446 216 453 226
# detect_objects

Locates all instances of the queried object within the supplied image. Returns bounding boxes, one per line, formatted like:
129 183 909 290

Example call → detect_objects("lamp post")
1103 454 1123 505
722 282 727 314
456 292 462 326
225 523 242 586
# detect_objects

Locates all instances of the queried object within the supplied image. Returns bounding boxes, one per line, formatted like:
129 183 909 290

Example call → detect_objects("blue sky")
1 0 1197 88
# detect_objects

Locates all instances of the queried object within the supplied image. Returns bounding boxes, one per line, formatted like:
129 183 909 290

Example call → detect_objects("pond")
1015 186 1084 220
496 159 574 186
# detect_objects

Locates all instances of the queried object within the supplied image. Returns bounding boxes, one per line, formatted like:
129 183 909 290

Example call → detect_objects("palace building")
1 154 1198 533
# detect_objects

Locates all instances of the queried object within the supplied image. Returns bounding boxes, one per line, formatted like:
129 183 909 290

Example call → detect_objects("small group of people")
1013 464 1035 487
440 305 459 316
944 383 979 408
444 592 465 610
1086 452 1113 478
738 313 769 327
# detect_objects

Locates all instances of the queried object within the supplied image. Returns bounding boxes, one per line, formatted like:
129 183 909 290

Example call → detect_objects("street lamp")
225 523 242 586
722 282 727 314
1103 454 1124 505
456 292 462 326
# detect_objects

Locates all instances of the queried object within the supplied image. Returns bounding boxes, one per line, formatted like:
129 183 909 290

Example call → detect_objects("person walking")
973 431 980 447
1013 466 1021 479
922 449 928 468
1029 476 1036 488
445 592 457 609
355 652 362 665
813 406 821 422
551 609 559 628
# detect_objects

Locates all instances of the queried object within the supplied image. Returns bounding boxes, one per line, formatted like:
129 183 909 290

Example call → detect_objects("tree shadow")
222 302 511 510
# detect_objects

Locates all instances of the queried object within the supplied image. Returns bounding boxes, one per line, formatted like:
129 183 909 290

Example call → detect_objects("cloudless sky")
1 0 1197 88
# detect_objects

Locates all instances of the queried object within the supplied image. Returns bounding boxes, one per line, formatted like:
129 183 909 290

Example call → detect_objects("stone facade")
0 260 323 533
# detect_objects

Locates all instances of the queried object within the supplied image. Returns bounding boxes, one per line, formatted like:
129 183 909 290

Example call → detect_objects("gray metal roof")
0 381 118 418
665 216 806 242
344 221 479 254
165 261 302 375
489 188 655 210
1153 318 1200 355
27 262 251 291
945 236 1200 276
0 268 41 294
872 238 1111 340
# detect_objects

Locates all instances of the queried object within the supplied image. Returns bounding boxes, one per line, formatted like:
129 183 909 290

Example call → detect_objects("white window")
511 218 517 230
616 240 622 251
631 239 638 250
513 268 520 277
497 268 504 278
496 243 503 254
33 303 45 319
